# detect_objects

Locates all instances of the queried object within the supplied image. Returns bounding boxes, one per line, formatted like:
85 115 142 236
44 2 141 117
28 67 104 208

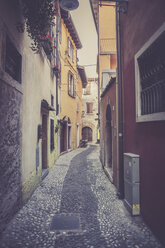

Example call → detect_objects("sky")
71 0 98 78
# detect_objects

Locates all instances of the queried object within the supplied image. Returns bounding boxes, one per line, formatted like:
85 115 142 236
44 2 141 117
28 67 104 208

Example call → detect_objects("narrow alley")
0 145 162 248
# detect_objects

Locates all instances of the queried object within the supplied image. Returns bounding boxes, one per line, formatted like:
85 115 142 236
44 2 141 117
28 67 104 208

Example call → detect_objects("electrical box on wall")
124 153 140 215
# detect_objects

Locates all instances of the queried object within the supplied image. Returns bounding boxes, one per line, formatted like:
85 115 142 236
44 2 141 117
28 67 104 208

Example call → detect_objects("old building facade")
90 0 118 185
90 0 165 245
82 78 98 143
0 0 61 232
59 9 82 153
118 0 165 245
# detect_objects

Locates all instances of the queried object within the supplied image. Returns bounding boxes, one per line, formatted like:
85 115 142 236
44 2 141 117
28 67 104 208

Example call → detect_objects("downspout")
116 5 124 199
56 16 59 116
98 7 100 138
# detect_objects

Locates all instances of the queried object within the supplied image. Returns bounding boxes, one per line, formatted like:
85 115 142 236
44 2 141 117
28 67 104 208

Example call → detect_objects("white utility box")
124 153 140 215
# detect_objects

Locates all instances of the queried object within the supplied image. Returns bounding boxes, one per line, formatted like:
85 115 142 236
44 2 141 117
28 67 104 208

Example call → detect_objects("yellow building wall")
60 19 78 150
76 73 83 146
99 2 116 81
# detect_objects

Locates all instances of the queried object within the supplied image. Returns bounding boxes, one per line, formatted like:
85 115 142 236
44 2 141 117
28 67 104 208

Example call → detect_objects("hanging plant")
20 0 57 52
41 34 56 55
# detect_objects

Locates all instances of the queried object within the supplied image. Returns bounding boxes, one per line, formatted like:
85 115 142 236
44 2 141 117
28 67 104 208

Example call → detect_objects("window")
56 16 62 44
86 103 93 113
68 38 74 62
50 119 54 151
51 95 54 107
135 23 165 122
5 35 22 83
68 72 75 97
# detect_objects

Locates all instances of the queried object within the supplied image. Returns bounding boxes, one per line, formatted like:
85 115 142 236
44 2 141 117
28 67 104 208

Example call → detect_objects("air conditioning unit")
124 153 140 215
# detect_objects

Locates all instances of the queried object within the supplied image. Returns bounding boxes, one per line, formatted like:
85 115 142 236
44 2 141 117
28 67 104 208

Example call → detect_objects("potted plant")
52 64 61 76
41 35 55 55
55 123 60 133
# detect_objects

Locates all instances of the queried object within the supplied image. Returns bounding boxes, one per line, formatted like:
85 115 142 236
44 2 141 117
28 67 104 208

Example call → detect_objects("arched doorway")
105 104 112 170
82 127 92 141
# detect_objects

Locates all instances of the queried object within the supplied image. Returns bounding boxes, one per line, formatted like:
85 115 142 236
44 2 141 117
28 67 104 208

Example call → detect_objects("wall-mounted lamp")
99 0 128 14
59 0 79 11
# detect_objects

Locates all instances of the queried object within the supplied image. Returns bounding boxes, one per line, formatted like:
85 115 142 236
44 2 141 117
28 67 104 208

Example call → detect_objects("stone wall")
0 80 22 233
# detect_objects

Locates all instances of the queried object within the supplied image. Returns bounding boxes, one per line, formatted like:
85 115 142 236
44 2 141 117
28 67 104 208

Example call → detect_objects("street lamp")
59 0 79 11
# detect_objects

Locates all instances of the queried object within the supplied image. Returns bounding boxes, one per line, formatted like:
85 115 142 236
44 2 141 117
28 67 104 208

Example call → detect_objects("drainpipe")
56 16 59 116
116 5 124 199
98 10 100 134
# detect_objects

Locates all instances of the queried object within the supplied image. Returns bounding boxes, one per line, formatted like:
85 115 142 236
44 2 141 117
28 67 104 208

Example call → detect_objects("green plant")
20 0 56 52
55 123 60 133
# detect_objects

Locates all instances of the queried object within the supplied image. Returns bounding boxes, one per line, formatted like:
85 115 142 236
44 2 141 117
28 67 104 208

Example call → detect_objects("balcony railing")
100 38 116 54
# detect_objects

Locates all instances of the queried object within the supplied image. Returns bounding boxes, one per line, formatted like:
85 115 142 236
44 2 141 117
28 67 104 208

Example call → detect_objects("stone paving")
0 145 163 248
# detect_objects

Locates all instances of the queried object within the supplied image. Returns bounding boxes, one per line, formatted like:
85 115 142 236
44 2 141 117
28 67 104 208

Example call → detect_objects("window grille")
137 31 165 115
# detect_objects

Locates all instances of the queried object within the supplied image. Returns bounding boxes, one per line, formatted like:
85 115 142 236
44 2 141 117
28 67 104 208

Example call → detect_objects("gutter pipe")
116 5 124 199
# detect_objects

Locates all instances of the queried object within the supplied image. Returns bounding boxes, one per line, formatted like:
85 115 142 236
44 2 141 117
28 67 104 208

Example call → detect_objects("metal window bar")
138 31 165 115
141 80 165 115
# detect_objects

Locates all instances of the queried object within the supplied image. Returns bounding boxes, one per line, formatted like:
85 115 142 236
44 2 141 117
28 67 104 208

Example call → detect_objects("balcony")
100 38 116 54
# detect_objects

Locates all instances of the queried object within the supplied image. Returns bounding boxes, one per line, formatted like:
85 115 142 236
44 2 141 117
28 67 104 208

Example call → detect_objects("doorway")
42 114 48 170
68 125 72 149
82 127 92 141
60 121 67 153
105 104 112 170
77 124 79 147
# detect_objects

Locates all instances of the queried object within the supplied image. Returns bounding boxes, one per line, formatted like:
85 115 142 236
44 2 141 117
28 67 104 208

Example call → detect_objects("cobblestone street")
0 145 163 248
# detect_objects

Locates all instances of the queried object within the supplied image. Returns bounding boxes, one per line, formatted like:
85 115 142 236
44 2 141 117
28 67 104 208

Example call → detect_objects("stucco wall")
22 28 58 201
120 0 165 244
101 81 117 187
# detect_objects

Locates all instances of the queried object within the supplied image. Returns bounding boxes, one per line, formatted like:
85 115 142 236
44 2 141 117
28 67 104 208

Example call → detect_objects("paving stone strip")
0 145 163 248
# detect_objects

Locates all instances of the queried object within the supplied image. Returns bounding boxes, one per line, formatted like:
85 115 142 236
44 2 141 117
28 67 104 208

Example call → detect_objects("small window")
68 72 75 97
51 95 54 107
68 38 71 57
68 38 74 62
86 103 93 113
5 35 22 83
50 119 54 151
